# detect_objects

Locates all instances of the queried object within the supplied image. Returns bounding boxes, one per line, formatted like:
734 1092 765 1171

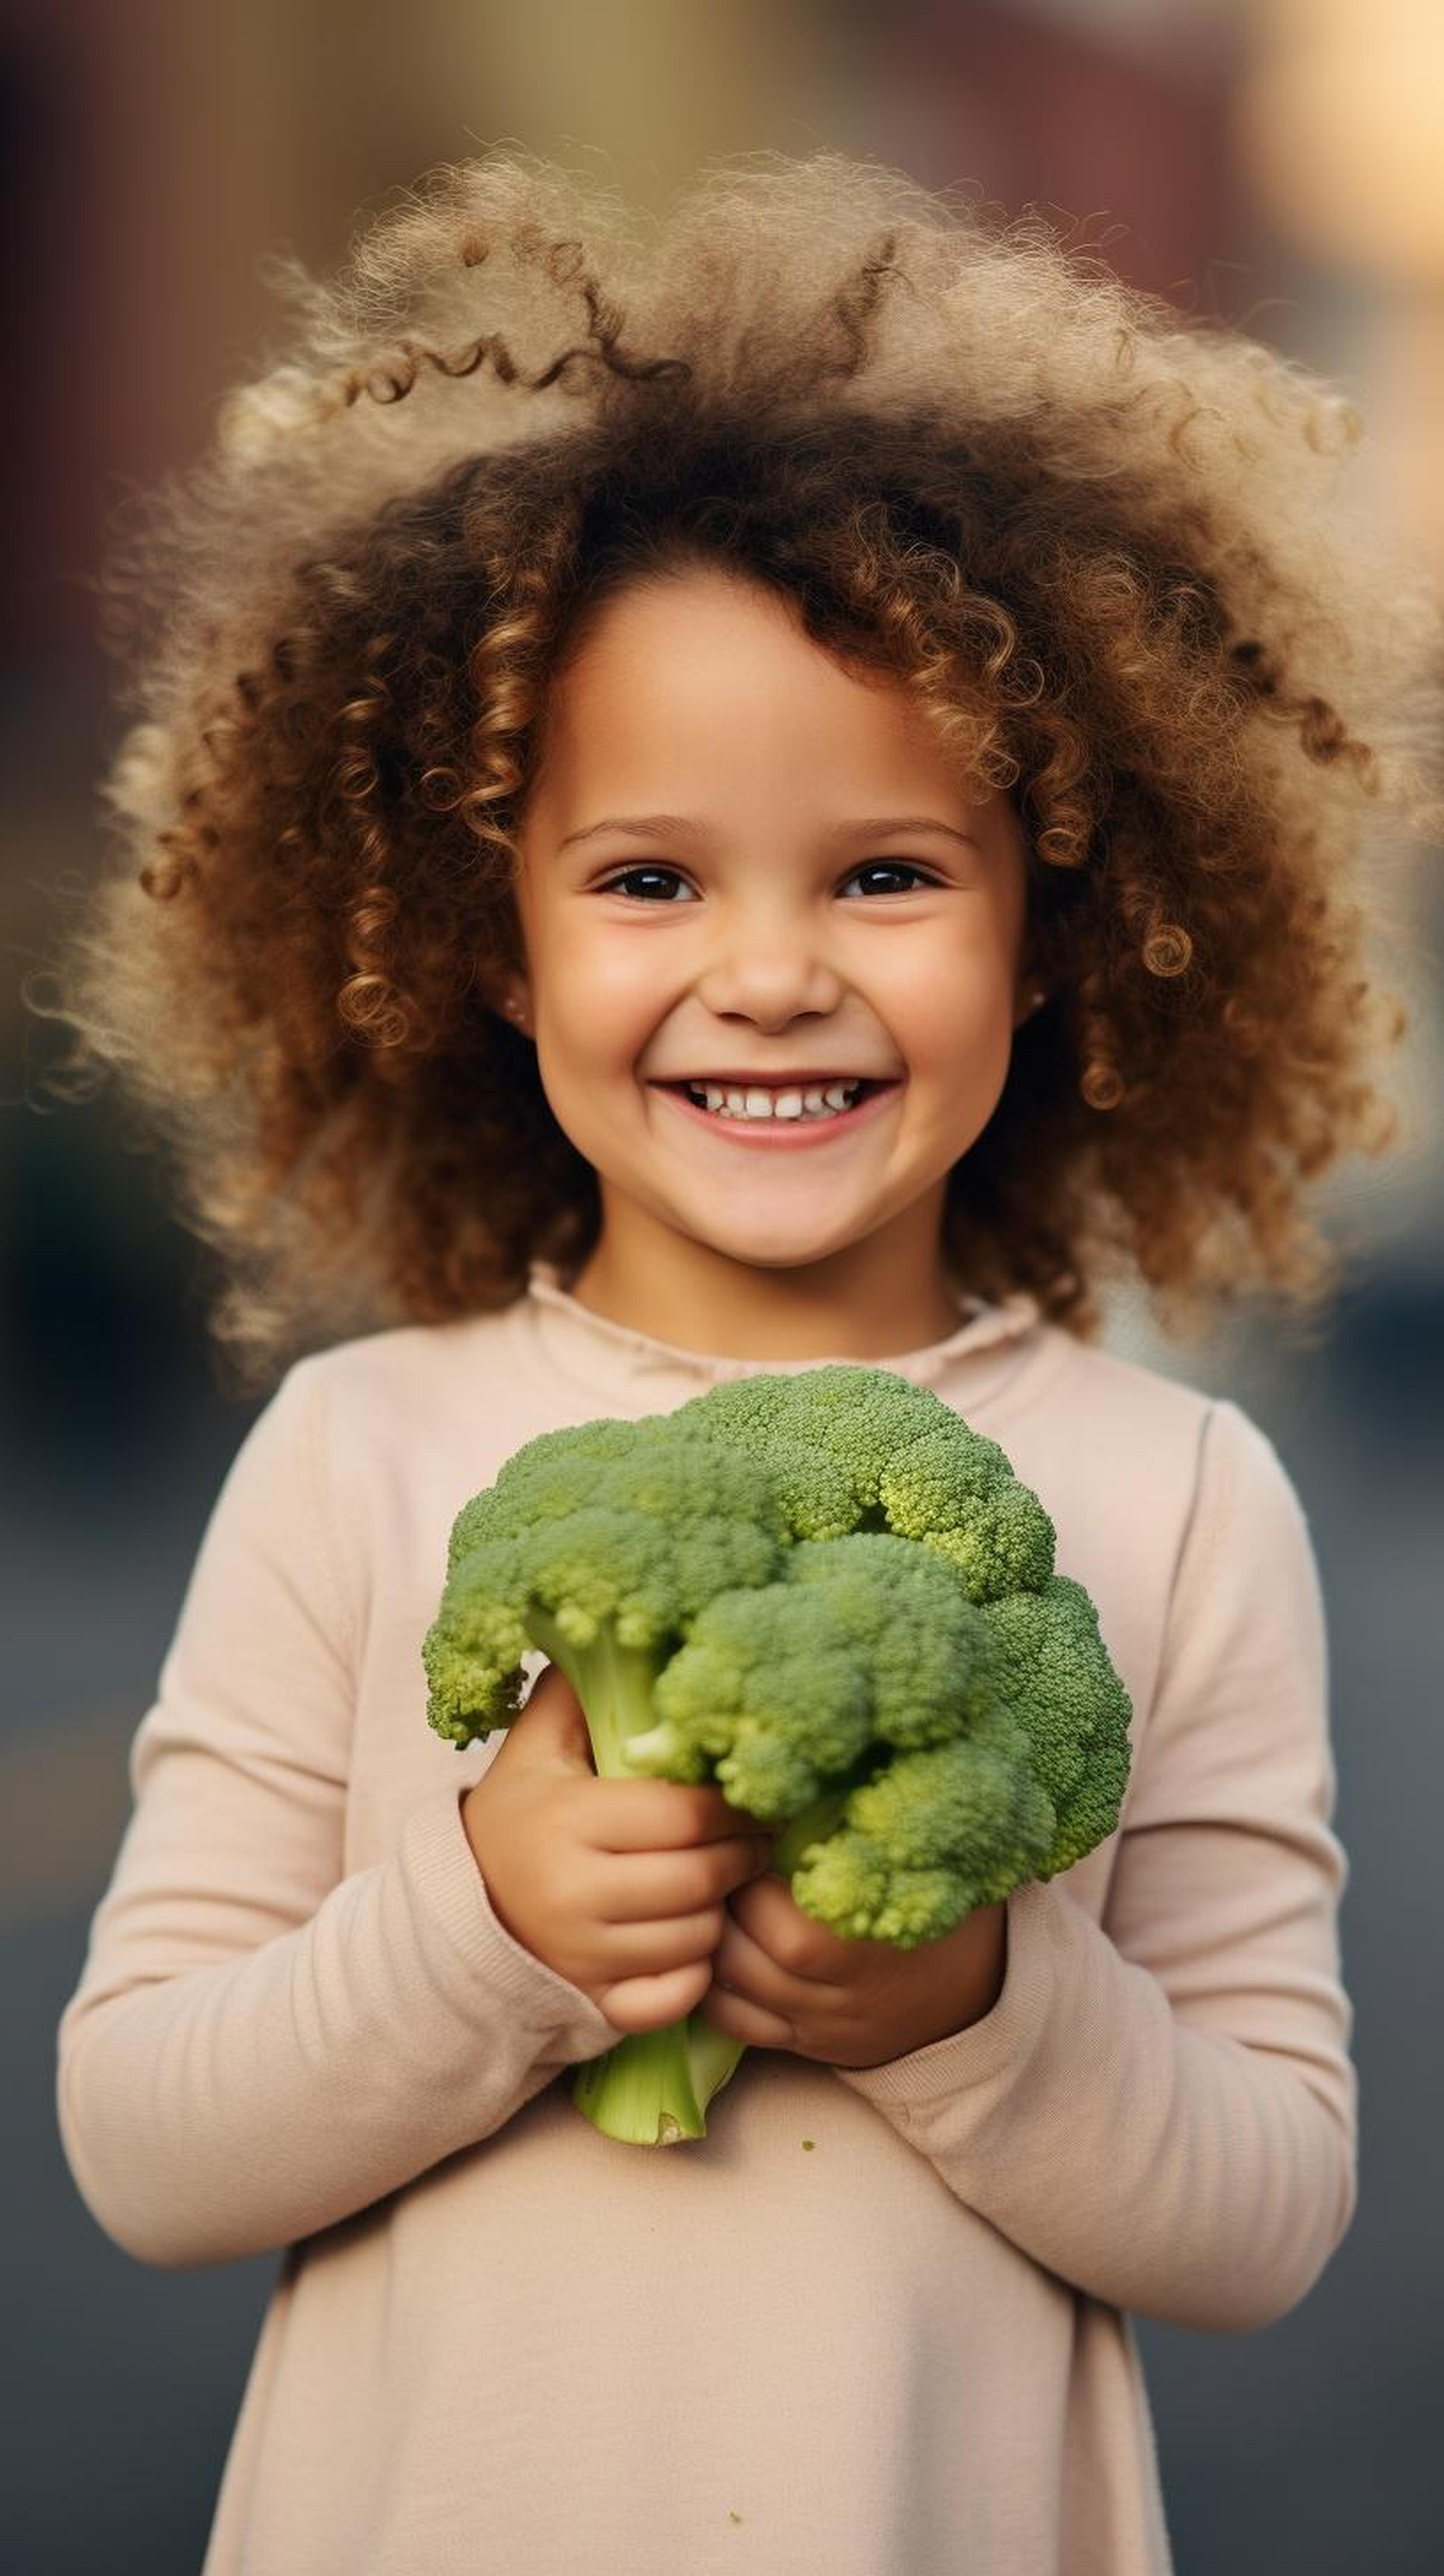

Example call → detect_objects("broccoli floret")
444 1416 643 1572
878 1426 1056 1599
423 1421 791 1768
978 1575 1134 1874
782 1706 1057 1946
772 1533 998 1750
424 1368 1132 2146
625 1533 999 1814
626 1581 877 1811
669 1366 945 1531
674 1363 1056 1597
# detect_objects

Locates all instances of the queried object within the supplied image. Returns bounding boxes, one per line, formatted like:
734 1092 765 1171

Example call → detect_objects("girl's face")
510 567 1035 1352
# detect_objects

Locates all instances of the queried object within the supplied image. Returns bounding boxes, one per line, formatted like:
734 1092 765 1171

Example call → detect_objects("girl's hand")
698 1871 1008 2071
461 1664 773 2035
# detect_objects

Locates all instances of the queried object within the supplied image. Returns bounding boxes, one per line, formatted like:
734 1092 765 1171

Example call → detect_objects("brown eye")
600 867 694 901
843 862 936 896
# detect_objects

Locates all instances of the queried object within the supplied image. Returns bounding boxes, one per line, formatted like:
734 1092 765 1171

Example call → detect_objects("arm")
55 1362 617 2272
833 1397 1357 2332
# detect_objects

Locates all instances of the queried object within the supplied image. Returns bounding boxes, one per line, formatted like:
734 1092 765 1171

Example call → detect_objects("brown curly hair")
29 148 1442 1395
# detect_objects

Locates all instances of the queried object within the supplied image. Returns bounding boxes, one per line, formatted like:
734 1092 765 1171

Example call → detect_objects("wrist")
964 1900 1009 2023
936 1900 1009 2042
843 1901 1010 2070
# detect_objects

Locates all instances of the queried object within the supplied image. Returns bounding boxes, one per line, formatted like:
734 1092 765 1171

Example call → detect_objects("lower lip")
652 1081 902 1145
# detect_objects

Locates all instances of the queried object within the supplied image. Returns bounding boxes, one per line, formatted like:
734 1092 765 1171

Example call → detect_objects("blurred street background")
3 3 1440 2569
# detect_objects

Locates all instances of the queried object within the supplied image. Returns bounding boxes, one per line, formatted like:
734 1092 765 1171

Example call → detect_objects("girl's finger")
590 1837 771 1923
710 1907 815 2013
701 1976 795 2049
723 1876 845 1986
594 1957 714 2034
589 1907 728 1973
582 1777 772 1851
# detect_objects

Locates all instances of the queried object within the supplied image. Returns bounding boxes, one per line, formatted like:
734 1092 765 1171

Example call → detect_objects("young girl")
49 150 1438 2573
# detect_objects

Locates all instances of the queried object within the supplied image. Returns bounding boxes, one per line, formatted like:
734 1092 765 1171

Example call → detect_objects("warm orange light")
1235 0 1444 277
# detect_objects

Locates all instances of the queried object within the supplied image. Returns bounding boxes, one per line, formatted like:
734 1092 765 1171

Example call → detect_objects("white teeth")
688 1079 863 1121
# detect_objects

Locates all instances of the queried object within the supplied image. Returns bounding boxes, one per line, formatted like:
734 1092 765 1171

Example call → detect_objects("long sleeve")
55 1360 617 2271
834 1396 1357 2333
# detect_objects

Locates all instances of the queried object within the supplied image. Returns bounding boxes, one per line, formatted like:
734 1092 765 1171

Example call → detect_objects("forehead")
533 569 972 806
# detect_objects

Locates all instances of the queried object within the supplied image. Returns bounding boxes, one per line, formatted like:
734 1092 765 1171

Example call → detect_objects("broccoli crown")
423 1367 1132 1946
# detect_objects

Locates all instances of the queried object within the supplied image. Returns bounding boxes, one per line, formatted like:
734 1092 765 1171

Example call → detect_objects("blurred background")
4 2 1440 2569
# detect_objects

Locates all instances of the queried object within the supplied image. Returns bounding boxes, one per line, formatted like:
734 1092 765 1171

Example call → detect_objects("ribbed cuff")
832 1878 1061 2120
401 1784 619 2060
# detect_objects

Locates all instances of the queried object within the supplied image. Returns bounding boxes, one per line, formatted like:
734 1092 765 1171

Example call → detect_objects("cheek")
563 927 691 1046
534 910 628 1015
904 960 1015 1073
539 946 666 1090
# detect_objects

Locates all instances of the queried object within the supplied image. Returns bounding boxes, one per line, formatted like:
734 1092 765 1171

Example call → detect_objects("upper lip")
655 1071 896 1087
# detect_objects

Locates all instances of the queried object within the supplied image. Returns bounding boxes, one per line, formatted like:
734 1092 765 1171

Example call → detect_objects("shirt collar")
523 1258 1044 1391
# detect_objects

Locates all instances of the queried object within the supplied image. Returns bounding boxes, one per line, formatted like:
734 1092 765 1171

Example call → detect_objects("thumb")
514 1659 597 1774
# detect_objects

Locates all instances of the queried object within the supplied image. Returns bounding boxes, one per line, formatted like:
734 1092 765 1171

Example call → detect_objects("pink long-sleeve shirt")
56 1260 1356 2574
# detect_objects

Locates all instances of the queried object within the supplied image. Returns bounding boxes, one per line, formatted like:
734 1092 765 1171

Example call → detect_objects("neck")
567 1201 964 1363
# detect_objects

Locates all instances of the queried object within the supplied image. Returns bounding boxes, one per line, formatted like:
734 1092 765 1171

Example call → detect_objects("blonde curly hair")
30 148 1441 1394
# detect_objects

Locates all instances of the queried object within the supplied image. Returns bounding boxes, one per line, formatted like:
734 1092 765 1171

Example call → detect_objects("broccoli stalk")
569 1758 868 2147
571 2010 746 2147
521 1605 660 1784
571 1823 852 2147
518 1602 753 2143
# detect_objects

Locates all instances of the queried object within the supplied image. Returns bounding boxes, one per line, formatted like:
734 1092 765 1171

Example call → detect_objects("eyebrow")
557 812 981 852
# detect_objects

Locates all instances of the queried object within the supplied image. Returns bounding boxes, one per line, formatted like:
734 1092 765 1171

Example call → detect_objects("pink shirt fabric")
56 1261 1356 2574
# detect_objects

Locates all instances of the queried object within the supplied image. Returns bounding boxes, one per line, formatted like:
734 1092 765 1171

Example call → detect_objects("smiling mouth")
652 1076 902 1140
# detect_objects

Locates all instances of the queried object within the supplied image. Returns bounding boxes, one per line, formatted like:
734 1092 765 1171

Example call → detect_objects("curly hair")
29 148 1441 1394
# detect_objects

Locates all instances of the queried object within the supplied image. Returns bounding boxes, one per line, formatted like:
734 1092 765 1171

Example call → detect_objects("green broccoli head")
423 1365 1133 2141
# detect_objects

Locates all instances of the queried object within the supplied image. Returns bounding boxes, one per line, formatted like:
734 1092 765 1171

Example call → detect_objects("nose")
694 903 847 1031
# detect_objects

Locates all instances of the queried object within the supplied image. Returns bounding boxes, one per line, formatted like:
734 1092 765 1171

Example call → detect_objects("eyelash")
596 860 941 903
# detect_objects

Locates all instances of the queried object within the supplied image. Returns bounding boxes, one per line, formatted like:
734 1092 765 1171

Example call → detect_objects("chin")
676 1224 863 1272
